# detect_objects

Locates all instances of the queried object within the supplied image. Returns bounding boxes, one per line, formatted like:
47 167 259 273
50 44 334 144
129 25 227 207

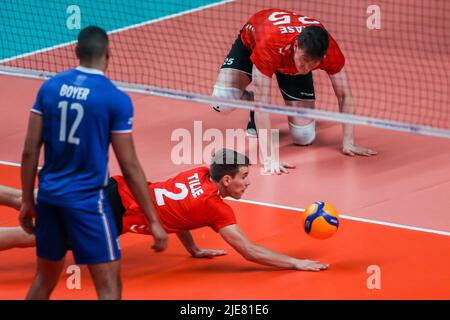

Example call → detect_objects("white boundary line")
0 161 22 168
1 65 449 139
0 0 235 64
0 161 42 170
0 160 448 236
226 198 450 237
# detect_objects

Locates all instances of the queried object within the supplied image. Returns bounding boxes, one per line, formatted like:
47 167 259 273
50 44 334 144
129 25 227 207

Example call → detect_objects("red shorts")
122 211 152 235
107 177 151 235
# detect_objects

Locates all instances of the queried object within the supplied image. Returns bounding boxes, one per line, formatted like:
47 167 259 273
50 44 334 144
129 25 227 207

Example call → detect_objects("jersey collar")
208 176 223 197
76 66 104 76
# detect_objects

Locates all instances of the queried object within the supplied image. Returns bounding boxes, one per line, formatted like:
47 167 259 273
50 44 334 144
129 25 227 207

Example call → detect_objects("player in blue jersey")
19 26 168 300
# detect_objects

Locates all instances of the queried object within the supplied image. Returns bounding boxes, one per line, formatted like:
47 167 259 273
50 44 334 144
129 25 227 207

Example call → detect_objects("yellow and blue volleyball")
301 201 339 239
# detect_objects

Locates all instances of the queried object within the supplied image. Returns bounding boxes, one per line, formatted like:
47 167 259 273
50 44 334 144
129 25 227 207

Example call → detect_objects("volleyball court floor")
0 0 449 300
0 75 449 300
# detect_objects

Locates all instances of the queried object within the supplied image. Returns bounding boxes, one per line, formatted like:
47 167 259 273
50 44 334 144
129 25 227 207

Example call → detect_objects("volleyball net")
0 0 449 138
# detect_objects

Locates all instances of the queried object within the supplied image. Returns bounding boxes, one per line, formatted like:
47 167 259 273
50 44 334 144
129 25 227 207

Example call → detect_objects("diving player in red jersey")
212 9 377 174
1 149 328 271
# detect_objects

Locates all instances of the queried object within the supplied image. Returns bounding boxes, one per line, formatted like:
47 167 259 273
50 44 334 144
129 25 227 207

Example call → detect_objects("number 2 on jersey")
58 101 84 145
154 183 189 206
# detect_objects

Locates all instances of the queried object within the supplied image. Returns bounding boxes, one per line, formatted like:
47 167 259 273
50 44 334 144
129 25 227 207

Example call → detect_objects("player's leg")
27 201 67 300
212 33 253 115
66 190 121 300
0 185 22 210
0 227 36 250
286 100 316 146
0 186 38 251
276 71 317 145
26 257 65 300
87 260 121 300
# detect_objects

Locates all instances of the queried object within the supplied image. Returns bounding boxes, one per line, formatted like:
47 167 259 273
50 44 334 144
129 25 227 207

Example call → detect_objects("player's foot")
246 111 257 137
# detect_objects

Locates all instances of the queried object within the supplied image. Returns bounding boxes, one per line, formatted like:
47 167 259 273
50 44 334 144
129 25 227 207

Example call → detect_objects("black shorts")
105 178 125 235
221 34 315 101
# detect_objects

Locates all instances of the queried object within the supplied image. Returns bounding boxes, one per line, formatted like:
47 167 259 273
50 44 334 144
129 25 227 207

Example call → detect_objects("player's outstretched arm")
219 224 328 271
329 68 377 157
252 66 295 175
20 112 43 235
177 231 227 258
111 133 168 252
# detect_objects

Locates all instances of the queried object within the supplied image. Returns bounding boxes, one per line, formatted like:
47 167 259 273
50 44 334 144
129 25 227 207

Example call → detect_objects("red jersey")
240 9 345 77
113 167 237 235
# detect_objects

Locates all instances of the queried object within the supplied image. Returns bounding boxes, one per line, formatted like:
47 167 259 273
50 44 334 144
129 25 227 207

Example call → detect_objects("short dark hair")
210 149 250 182
75 26 109 62
297 26 329 60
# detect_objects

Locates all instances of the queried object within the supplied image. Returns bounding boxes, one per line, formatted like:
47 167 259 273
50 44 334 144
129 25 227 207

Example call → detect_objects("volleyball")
302 201 339 239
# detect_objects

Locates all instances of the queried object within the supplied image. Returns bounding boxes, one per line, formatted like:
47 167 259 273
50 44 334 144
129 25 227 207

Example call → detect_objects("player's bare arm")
219 224 328 271
19 112 43 235
329 68 378 157
111 133 168 252
253 65 295 175
177 231 227 258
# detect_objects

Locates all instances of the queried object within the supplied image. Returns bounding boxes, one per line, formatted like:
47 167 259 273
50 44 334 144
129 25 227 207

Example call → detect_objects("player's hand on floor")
192 248 227 259
295 259 329 271
19 202 36 235
262 159 296 175
150 224 168 252
342 143 378 157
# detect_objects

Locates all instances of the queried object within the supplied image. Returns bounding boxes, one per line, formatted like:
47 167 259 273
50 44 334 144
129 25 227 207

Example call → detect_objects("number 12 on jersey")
58 101 84 145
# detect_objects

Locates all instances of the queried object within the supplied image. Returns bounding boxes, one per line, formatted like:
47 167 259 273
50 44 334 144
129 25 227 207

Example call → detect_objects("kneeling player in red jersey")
0 149 327 271
212 9 377 174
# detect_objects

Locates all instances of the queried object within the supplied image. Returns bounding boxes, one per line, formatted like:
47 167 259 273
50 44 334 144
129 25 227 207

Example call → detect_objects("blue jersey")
32 66 133 206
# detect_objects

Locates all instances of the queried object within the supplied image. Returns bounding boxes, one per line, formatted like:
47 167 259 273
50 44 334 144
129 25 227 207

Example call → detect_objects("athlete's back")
32 66 133 205
114 166 236 234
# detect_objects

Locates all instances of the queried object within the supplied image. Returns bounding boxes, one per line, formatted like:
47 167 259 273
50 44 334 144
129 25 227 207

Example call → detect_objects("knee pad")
289 120 316 146
211 86 243 114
